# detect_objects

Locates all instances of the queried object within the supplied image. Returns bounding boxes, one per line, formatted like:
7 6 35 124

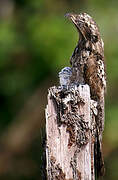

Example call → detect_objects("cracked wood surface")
46 85 95 180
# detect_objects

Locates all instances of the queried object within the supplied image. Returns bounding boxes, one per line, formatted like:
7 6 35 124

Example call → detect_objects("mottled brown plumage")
66 12 106 177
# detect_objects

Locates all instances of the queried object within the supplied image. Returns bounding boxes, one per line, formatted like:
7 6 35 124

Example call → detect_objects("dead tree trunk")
45 85 97 180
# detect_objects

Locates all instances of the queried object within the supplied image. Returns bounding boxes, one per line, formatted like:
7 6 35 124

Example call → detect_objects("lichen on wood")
46 85 94 180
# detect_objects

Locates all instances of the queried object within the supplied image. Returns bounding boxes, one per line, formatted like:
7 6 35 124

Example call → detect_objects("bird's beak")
65 13 86 40
65 13 77 26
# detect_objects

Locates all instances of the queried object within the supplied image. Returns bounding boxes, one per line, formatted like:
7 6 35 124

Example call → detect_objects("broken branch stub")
45 85 95 180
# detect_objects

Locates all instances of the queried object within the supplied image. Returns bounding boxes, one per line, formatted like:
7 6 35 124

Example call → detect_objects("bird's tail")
94 96 105 178
94 130 105 178
97 96 105 133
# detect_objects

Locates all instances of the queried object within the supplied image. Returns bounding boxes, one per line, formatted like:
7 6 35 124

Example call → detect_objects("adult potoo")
65 12 106 177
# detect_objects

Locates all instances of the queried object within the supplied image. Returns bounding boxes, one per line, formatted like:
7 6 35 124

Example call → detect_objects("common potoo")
65 12 106 177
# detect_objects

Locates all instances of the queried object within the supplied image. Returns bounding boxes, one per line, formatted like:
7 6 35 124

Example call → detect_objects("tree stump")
45 85 97 180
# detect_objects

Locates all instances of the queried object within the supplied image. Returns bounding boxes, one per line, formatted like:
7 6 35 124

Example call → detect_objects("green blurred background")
0 0 118 179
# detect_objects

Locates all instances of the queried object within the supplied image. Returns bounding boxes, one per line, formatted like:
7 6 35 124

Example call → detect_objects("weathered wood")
46 85 96 180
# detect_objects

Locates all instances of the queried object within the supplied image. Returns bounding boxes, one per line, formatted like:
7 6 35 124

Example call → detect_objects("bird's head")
65 12 100 43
